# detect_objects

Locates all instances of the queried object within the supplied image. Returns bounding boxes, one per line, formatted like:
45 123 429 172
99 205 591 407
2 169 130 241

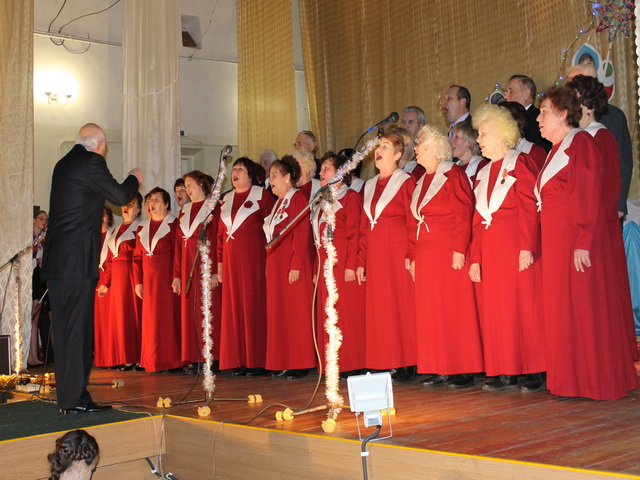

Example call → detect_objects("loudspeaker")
0 335 10 375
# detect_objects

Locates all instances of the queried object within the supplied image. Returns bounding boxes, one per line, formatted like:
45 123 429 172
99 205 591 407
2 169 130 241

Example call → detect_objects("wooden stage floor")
26 365 640 477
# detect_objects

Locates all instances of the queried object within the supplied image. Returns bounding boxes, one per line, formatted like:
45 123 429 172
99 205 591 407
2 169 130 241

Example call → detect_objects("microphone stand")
265 187 332 250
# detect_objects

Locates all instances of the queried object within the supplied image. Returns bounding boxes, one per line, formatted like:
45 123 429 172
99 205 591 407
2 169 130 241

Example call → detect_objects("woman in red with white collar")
104 193 143 370
216 158 275 376
312 151 365 375
172 170 221 373
469 105 544 392
535 87 638 400
264 155 315 379
356 130 416 382
133 187 183 373
94 207 114 368
411 125 483 390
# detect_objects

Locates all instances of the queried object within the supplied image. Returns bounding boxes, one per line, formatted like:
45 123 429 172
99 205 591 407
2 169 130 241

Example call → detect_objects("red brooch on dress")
244 200 253 209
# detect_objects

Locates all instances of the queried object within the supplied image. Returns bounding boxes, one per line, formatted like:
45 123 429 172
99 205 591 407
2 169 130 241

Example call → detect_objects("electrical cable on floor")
361 425 382 480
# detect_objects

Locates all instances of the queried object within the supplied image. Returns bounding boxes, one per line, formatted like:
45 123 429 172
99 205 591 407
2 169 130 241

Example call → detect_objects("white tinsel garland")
319 136 380 422
197 160 227 397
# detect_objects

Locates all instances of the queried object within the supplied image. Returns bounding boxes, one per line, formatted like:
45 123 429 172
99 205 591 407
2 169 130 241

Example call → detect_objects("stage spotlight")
347 371 394 428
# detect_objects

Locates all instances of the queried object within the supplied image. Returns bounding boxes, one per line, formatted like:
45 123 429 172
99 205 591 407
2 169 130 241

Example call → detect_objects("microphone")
367 112 399 133
222 145 233 156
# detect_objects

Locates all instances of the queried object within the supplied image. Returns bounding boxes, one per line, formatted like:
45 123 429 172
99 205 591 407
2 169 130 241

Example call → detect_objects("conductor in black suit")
42 123 142 414
505 75 552 152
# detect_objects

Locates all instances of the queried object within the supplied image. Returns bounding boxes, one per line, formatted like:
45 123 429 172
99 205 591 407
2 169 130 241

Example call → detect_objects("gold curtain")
299 0 638 196
0 0 34 370
237 0 297 160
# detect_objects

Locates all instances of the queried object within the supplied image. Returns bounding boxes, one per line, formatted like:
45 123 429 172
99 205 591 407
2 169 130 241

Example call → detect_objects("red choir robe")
311 185 366 373
298 178 321 201
133 214 183 372
94 229 113 367
586 123 637 362
173 200 221 364
535 129 638 400
410 163 483 375
516 138 547 170
103 219 142 366
470 150 544 376
358 169 416 369
217 186 275 370
460 155 489 188
264 188 316 370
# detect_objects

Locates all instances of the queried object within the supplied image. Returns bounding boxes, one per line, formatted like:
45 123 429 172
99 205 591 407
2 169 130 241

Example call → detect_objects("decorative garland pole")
320 137 379 432
198 158 227 398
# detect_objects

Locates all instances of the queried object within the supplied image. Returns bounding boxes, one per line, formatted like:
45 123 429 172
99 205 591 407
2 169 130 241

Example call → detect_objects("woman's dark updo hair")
566 74 609 121
542 86 582 128
233 157 261 186
48 429 99 480
103 206 114 227
183 170 213 196
320 151 352 186
271 155 301 185
499 101 527 138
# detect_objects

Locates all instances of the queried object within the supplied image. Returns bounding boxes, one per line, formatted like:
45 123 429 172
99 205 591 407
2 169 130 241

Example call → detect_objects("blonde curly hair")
472 104 520 150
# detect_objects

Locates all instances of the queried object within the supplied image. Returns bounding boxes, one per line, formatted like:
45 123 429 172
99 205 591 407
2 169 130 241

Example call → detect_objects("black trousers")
47 278 96 409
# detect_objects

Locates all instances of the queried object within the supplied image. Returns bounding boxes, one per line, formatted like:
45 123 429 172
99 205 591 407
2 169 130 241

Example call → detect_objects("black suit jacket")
42 144 139 280
600 104 633 215
524 105 552 152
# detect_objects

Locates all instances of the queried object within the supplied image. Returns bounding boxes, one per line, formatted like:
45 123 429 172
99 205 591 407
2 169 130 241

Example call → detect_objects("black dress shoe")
246 368 269 377
521 372 545 393
230 368 248 376
184 363 200 375
448 374 474 389
286 369 309 379
119 363 135 371
482 375 518 392
60 401 112 415
420 374 449 388
391 366 417 385
133 364 145 372
272 369 290 377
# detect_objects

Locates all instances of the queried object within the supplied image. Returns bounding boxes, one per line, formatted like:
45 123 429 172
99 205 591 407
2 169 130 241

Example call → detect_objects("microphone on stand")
366 112 399 133
354 112 399 150
221 145 233 157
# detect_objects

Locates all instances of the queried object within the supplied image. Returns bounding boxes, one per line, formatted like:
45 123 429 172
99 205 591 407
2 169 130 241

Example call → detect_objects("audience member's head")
48 429 99 480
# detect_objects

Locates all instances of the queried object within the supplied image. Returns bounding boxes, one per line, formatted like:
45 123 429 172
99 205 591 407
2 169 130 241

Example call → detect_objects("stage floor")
22 365 640 477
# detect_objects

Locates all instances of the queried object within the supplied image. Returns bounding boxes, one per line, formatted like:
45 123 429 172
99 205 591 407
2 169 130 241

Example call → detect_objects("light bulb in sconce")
36 69 78 106
44 91 73 105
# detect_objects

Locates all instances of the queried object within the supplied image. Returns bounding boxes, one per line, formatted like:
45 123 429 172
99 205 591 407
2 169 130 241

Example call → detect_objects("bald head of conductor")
76 123 142 183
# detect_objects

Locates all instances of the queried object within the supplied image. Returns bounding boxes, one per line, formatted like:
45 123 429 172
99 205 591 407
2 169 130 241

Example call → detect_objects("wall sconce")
44 92 72 105
35 69 78 106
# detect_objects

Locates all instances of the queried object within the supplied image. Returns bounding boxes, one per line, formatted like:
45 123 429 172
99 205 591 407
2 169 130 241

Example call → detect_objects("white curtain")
122 0 181 196
0 0 34 372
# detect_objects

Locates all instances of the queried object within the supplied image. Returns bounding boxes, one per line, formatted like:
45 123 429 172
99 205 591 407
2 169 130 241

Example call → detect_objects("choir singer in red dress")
356 130 416 383
172 171 221 373
469 105 545 392
94 207 113 368
264 155 316 379
566 75 637 364
410 125 483 390
133 188 183 373
312 151 366 375
535 86 638 400
217 158 275 376
104 194 143 370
